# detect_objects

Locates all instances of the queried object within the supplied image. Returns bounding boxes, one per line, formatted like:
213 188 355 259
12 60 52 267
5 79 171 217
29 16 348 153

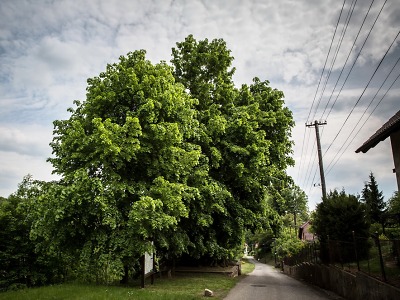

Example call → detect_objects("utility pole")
306 120 327 201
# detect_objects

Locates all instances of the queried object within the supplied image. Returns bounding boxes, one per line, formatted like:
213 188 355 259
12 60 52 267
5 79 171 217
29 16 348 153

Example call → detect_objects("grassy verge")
0 260 255 300
241 257 256 274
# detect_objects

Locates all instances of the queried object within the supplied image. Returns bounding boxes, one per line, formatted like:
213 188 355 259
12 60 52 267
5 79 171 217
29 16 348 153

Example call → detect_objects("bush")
313 189 370 263
275 228 305 261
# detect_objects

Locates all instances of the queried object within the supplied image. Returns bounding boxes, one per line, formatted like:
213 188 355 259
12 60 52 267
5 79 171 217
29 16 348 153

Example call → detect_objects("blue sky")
1 0 399 210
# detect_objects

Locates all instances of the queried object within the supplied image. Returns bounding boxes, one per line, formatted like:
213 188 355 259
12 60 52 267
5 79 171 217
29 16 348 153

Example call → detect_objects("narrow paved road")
224 257 342 300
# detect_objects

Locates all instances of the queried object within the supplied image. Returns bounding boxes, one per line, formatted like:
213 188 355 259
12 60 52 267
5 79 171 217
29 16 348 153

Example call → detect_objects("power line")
302 0 356 192
320 0 376 121
323 29 400 157
296 0 346 186
303 141 317 189
305 0 346 124
310 0 357 123
324 0 388 121
326 66 400 175
296 0 346 185
326 55 400 174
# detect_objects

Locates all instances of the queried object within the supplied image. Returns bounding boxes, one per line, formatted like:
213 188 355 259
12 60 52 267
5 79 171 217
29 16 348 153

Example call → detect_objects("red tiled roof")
356 110 400 153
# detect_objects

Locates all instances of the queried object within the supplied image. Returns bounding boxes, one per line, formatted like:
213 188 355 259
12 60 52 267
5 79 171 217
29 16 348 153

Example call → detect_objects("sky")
1 0 399 210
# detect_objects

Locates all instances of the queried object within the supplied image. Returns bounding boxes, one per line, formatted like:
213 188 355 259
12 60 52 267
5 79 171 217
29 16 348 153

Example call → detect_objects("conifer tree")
361 172 386 229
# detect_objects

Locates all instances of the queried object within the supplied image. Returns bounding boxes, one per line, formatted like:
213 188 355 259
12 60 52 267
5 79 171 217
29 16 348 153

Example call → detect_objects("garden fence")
283 233 400 287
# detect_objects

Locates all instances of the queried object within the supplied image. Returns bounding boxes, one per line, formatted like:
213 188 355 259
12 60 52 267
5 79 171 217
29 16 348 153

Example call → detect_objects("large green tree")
171 36 294 256
31 36 294 281
33 50 204 282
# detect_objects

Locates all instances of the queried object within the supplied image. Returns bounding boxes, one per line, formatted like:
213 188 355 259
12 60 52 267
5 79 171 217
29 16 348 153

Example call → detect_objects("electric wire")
303 0 357 191
323 29 400 157
320 0 376 121
326 67 400 175
296 0 346 185
305 0 346 124
324 0 388 121
308 163 319 197
303 139 317 189
310 0 357 123
325 55 400 175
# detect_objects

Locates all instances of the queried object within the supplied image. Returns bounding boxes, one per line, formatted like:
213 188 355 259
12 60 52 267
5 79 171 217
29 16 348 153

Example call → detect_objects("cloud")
0 124 53 157
0 0 399 209
0 150 57 197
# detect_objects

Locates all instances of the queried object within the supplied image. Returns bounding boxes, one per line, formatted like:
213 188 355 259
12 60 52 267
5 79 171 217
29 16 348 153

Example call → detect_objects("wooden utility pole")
306 120 327 201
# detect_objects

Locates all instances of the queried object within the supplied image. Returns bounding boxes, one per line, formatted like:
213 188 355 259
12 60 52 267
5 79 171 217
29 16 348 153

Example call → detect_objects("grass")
0 260 255 300
241 257 256 274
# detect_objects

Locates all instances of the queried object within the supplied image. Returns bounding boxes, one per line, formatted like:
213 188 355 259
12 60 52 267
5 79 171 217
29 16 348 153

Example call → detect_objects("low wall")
283 263 400 300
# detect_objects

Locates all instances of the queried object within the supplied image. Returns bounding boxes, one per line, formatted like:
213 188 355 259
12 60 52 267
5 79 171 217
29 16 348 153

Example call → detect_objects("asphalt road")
223 257 342 300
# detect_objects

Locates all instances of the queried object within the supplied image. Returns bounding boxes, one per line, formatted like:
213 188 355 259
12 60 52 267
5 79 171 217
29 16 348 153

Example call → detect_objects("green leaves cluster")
0 176 66 290
361 172 386 227
24 35 294 281
313 189 369 241
312 189 370 262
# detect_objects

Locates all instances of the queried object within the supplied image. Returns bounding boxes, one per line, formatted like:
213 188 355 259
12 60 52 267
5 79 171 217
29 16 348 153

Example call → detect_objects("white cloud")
0 0 398 210
0 124 52 157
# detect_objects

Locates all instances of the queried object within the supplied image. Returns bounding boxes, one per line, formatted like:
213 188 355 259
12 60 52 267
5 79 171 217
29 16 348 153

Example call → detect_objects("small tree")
387 191 400 215
361 172 386 231
313 189 370 263
279 184 309 227
0 176 64 291
385 192 400 238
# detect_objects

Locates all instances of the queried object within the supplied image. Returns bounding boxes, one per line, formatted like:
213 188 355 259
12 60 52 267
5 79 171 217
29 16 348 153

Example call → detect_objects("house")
355 110 400 191
298 221 315 241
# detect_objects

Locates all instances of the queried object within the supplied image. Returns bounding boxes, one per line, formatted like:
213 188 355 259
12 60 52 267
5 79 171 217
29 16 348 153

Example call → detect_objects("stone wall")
283 262 400 300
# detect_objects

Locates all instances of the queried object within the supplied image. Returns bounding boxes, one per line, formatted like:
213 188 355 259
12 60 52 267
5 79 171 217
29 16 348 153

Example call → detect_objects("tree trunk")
120 265 129 284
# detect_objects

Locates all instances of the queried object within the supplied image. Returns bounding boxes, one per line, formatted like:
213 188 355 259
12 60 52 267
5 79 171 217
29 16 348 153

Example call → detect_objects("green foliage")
387 191 400 215
245 229 275 259
0 273 238 300
313 189 370 262
384 227 400 239
274 228 305 260
313 189 369 240
276 184 309 226
171 35 294 258
361 172 385 225
27 35 295 283
0 176 65 291
33 51 203 281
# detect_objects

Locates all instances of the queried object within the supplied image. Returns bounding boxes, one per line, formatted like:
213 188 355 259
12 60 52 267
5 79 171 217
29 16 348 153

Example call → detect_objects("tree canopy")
361 172 386 227
27 35 294 281
312 189 370 262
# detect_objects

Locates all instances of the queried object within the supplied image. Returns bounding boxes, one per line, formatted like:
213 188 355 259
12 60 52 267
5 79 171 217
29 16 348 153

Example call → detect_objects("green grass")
241 258 256 274
0 260 255 300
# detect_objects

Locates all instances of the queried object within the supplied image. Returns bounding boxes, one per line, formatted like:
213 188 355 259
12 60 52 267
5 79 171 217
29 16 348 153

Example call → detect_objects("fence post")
352 231 360 271
327 235 330 264
313 235 318 264
338 240 343 268
375 232 387 282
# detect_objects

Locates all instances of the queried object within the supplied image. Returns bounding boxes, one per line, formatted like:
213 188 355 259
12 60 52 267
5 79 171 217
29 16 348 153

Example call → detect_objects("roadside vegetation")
0 274 234 300
1 35 290 293
0 260 255 300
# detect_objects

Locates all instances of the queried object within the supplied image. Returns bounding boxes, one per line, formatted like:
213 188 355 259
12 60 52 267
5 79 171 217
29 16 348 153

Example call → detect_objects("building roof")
356 110 400 153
